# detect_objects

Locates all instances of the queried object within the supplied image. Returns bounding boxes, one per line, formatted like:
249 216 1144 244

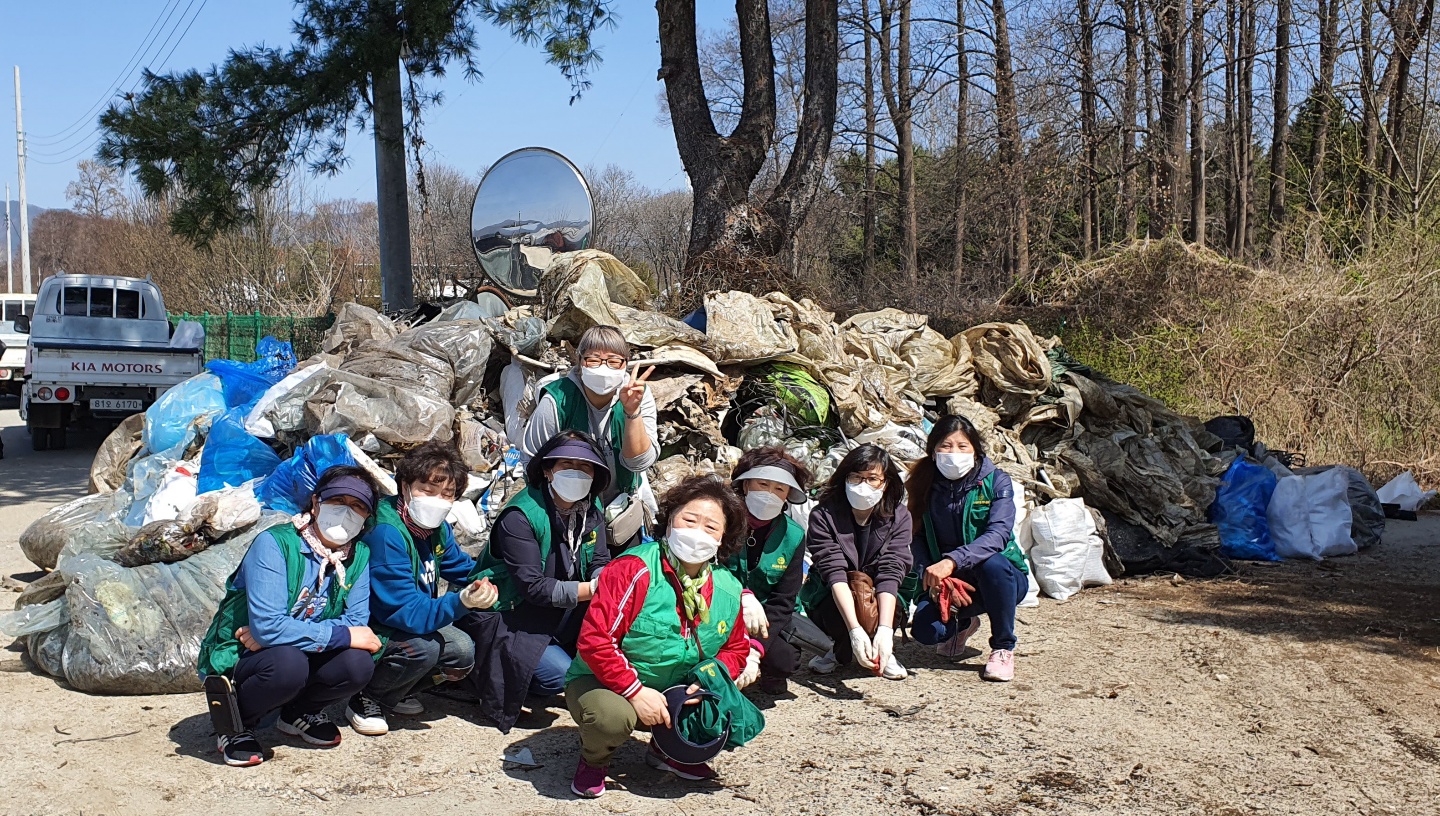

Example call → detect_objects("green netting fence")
170 312 335 363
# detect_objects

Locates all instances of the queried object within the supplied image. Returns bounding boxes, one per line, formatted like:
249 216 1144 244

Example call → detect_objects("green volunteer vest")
900 471 1029 605
723 515 805 604
684 657 766 748
543 377 640 494
468 484 601 612
197 524 370 678
567 540 743 690
370 496 454 638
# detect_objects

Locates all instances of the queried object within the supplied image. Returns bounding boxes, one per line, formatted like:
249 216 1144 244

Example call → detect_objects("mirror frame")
469 146 594 300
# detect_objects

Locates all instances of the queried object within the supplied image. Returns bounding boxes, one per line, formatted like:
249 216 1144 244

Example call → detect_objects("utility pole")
14 67 32 294
5 184 11 294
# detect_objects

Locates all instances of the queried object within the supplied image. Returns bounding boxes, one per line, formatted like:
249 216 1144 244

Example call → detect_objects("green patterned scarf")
668 553 711 625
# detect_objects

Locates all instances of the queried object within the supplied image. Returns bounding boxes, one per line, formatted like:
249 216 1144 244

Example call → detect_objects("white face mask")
745 489 786 522
580 364 629 396
551 469 594 503
935 451 976 480
406 491 454 529
316 503 366 545
845 481 884 512
667 525 721 565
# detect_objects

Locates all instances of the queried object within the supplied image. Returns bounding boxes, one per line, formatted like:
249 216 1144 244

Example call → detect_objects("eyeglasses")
581 355 628 370
846 473 886 488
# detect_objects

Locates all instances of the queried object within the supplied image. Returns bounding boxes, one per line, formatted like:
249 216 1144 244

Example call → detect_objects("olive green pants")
566 674 639 767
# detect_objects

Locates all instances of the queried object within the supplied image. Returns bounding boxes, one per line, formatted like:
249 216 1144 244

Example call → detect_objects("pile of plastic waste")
0 249 1348 694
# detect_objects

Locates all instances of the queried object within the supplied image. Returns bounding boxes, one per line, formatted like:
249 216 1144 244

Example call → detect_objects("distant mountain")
5 201 49 255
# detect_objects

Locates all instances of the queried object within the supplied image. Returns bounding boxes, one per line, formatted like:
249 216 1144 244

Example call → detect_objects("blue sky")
1 1 726 210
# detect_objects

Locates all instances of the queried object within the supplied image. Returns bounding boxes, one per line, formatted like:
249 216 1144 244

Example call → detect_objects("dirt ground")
1 405 1437 816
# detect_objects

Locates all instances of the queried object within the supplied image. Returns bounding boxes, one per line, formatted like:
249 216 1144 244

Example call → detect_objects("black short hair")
312 464 382 509
816 444 904 519
731 445 812 496
653 475 749 562
395 441 469 499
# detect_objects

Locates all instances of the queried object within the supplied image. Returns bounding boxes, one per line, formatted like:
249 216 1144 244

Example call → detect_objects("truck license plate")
92 398 144 411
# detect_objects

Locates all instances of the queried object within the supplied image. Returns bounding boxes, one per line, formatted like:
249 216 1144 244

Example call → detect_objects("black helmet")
649 685 730 766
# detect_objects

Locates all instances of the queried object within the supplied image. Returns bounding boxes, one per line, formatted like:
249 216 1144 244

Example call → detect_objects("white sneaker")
346 693 389 736
391 695 425 716
880 655 908 681
808 650 839 675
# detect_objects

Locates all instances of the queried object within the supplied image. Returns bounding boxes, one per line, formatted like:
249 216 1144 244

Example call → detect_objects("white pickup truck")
0 293 37 396
15 274 204 450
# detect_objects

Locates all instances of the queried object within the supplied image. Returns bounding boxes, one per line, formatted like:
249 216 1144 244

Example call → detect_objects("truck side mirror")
12 314 30 334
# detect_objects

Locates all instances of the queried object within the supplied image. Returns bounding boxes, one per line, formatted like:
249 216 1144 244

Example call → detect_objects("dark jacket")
742 519 807 639
457 494 610 732
915 456 1017 573
807 496 913 597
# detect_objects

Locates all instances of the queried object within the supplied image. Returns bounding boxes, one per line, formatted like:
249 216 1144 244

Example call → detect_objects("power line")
27 0 186 145
29 0 209 167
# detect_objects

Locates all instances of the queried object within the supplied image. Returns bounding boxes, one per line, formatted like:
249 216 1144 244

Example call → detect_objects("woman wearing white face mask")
904 415 1029 683
725 447 812 695
520 326 659 547
564 476 753 798
459 431 614 733
799 445 913 681
197 466 384 766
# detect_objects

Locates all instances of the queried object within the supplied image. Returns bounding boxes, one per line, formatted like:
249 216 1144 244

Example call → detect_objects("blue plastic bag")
142 373 228 456
206 337 298 408
254 434 356 515
196 406 283 494
1210 457 1280 561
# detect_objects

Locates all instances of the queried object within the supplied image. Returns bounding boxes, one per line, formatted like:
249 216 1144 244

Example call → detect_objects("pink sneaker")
571 759 608 798
646 745 718 780
982 649 1015 682
937 617 981 658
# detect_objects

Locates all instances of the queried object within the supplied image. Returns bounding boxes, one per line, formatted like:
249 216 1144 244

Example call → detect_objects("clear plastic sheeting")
540 250 654 341
42 516 287 695
19 490 135 571
321 302 398 356
702 290 799 365
302 368 455 451
89 413 145 494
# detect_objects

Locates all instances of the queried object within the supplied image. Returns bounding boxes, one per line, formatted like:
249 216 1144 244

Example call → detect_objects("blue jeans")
528 643 573 698
912 554 1028 651
365 624 475 708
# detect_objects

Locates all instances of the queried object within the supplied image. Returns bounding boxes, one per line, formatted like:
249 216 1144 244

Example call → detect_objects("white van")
0 293 37 396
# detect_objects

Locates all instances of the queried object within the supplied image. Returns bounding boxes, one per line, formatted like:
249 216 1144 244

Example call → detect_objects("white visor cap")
733 465 806 504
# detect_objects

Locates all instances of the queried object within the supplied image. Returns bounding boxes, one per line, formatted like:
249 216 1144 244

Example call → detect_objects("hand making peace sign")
619 361 656 417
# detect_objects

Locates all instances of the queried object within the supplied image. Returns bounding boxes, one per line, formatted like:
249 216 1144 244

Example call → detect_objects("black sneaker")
217 731 264 766
757 674 789 696
277 710 343 747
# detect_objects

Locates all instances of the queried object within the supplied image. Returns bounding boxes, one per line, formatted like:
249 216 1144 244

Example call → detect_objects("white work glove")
459 578 499 610
588 576 600 598
872 625 895 673
736 647 762 690
740 592 769 639
849 627 877 670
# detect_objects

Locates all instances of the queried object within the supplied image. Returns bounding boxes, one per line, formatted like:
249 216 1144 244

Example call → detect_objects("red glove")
937 577 977 623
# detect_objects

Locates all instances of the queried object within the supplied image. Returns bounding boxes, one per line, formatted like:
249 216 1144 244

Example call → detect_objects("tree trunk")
954 0 969 279
992 0 1029 280
1233 0 1255 257
1140 1 1160 234
1383 0 1436 215
876 0 918 281
1121 0 1140 239
863 0 878 273
1267 0 1290 258
658 0 775 278
1079 0 1099 255
1224 0 1239 252
1307 0 1339 212
1154 0 1186 236
1190 0 1206 247
372 61 413 310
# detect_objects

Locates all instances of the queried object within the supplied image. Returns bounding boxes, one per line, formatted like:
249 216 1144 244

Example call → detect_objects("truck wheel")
49 425 67 450
30 426 49 452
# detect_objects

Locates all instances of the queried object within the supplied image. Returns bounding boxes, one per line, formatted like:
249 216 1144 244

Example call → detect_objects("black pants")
234 646 375 729
807 596 901 666
757 615 801 679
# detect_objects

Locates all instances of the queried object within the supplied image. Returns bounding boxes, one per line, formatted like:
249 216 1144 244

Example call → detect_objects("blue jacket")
235 528 370 652
914 456 1017 573
363 516 476 638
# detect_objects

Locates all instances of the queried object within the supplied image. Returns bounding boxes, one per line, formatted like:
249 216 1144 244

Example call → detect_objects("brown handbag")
847 570 880 635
